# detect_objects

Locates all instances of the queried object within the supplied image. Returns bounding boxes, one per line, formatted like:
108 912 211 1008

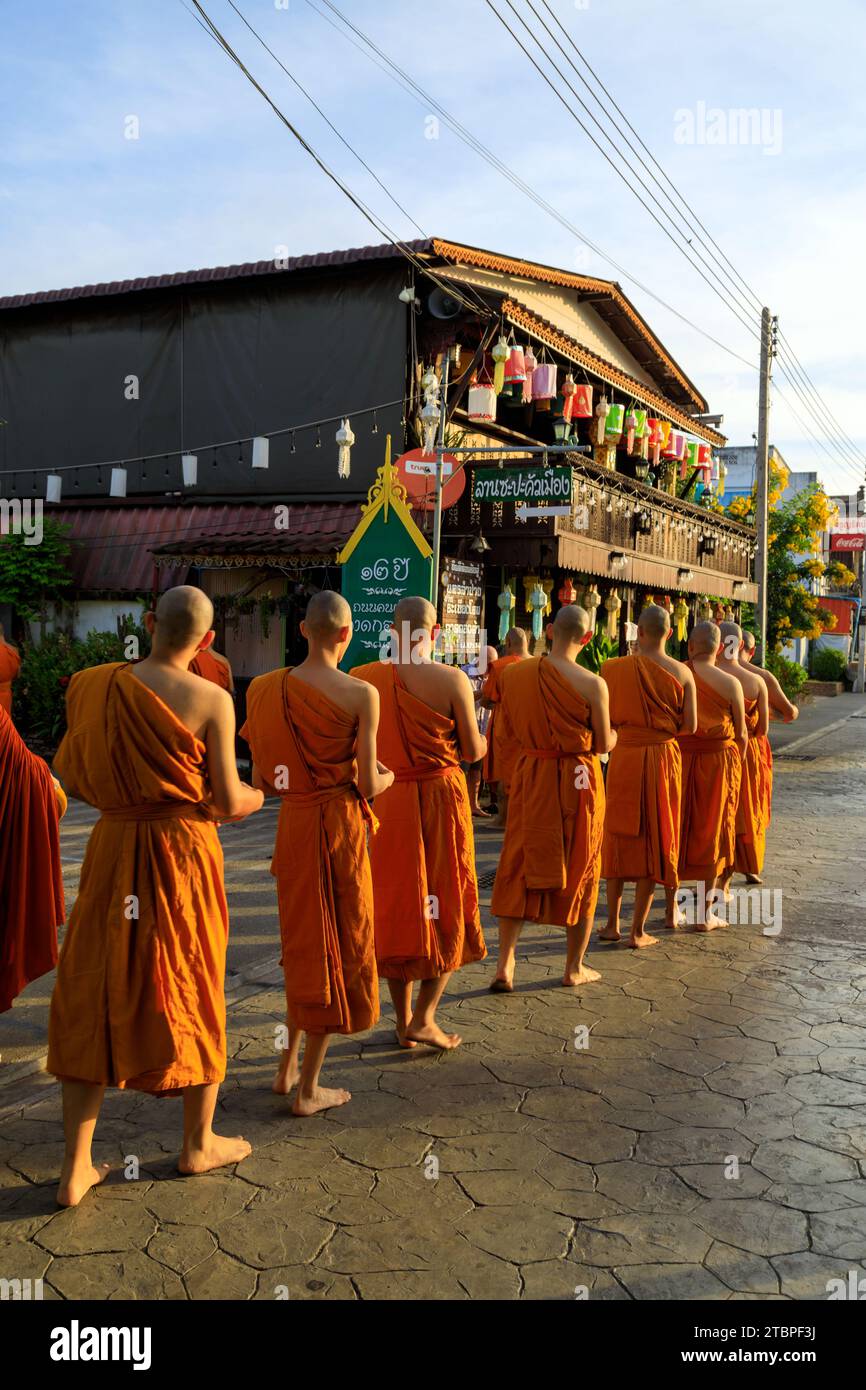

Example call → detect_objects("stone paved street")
1 694 865 1301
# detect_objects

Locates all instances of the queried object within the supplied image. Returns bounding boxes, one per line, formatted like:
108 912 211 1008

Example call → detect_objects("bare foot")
695 912 727 933
405 1022 462 1050
489 975 513 993
562 966 602 987
395 1027 418 1050
178 1134 251 1175
471 806 491 819
629 932 659 949
57 1162 110 1208
598 927 622 943
744 872 762 884
663 910 686 930
272 1062 301 1095
292 1086 351 1117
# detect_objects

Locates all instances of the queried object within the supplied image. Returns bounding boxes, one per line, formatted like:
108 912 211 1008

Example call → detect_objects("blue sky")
2 0 864 494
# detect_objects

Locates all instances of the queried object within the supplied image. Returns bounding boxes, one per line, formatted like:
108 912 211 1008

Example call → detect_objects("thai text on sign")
472 465 572 503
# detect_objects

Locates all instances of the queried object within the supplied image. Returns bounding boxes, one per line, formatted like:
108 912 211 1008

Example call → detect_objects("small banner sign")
472 465 572 503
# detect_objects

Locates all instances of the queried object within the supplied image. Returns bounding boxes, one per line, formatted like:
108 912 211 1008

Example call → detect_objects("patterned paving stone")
595 1160 700 1213
217 1193 334 1268
457 1205 572 1263
810 1207 866 1262
772 1251 866 1301
704 1240 780 1295
569 1213 711 1267
690 1199 808 1257
636 1126 753 1167
46 1250 186 1300
184 1250 258 1300
35 1198 156 1257
615 1262 730 1300
522 1260 629 1300
751 1137 858 1185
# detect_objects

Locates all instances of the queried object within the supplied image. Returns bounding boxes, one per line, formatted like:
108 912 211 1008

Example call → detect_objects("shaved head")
305 590 351 637
742 630 756 652
689 620 720 656
393 596 436 632
505 627 529 655
553 604 590 642
637 604 671 640
719 620 743 645
154 585 214 651
482 644 498 669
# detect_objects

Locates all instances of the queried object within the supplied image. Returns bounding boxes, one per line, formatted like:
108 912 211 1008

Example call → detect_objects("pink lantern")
532 362 557 401
594 394 609 445
625 410 637 454
504 345 526 385
468 381 497 423
522 346 537 403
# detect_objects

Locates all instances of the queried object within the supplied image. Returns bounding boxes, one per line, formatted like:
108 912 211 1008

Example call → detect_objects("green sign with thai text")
473 465 572 503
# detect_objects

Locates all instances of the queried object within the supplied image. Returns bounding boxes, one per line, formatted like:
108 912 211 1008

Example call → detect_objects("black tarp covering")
0 264 406 499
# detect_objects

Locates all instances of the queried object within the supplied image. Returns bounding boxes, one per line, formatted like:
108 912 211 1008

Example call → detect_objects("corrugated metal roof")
53 502 360 593
0 240 432 312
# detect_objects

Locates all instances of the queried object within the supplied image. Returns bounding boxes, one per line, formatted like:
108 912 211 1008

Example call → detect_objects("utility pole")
754 307 775 664
430 351 451 610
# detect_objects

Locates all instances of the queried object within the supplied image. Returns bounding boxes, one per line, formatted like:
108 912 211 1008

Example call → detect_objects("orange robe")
491 657 605 926
601 655 684 887
189 649 232 690
47 663 229 1092
677 663 742 882
734 700 769 876
351 663 485 980
241 669 378 1034
481 654 522 788
0 642 21 717
0 706 66 1012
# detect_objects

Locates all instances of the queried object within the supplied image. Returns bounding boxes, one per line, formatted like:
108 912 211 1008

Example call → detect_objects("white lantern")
182 453 198 487
251 436 269 470
336 418 355 479
110 467 127 498
46 474 62 504
467 383 497 423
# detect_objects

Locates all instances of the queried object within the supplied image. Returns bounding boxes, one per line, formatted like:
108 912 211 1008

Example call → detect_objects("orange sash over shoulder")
677 663 742 881
735 699 769 876
351 662 484 981
601 655 683 886
189 649 232 691
48 664 229 1093
481 654 521 787
242 669 378 1035
491 657 605 927
0 642 20 717
0 706 66 1011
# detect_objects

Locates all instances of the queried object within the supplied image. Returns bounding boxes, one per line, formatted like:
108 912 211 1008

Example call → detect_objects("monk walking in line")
481 626 528 825
352 597 486 1050
242 591 392 1110
189 645 235 694
716 621 770 891
598 604 696 948
48 586 263 1206
741 630 797 876
674 621 746 931
0 704 67 1012
0 622 21 718
490 605 613 991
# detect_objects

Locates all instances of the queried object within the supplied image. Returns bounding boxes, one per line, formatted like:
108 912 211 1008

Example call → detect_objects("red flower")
59 675 70 688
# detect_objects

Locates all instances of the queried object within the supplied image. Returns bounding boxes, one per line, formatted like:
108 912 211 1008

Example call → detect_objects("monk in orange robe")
599 604 697 948
189 646 234 693
675 621 746 931
48 586 263 1206
741 630 798 869
481 626 528 824
0 623 21 717
352 596 486 1050
0 705 67 1012
242 591 392 1112
490 604 613 990
716 621 769 890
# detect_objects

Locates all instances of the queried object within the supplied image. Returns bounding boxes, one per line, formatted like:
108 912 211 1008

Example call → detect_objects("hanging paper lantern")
674 596 689 642
530 582 548 642
624 410 637 454
605 587 622 639
110 467 127 498
252 436 269 470
181 453 198 487
594 394 609 445
491 336 509 395
605 402 625 443
421 366 439 396
558 577 578 605
497 584 516 643
522 346 538 403
662 427 678 459
681 439 700 479
657 421 672 454
673 432 686 462
698 443 711 467
561 373 577 421
336 418 355 479
573 384 593 418
504 345 526 386
583 584 601 631
633 409 648 439
467 381 497 423
698 597 713 621
532 362 557 401
46 473 62 504
716 459 727 497
647 418 663 469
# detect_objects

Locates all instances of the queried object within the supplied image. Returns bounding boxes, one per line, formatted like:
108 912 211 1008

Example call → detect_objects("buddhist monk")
741 631 797 878
490 604 613 990
48 585 263 1207
189 645 234 694
0 622 21 717
481 626 528 824
674 621 746 931
599 604 697 948
242 591 392 1111
716 621 770 890
463 643 498 817
0 705 67 1012
352 597 486 1050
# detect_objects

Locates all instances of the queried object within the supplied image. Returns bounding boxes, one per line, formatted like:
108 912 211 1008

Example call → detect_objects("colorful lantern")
594 394 609 445
633 408 648 439
647 418 663 469
573 383 593 418
504 345 526 386
698 597 713 621
716 459 727 497
532 361 557 402
662 426 678 459
583 583 601 631
605 587 622 640
681 439 700 479
674 596 689 642
605 402 625 443
561 373 577 421
624 410 637 454
558 577 578 605
522 346 538 403
468 381 497 423
530 581 548 642
497 584 516 643
336 418 355 479
491 336 509 394
698 443 711 467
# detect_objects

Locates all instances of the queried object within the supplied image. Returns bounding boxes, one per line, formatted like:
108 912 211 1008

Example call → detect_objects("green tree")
0 519 72 625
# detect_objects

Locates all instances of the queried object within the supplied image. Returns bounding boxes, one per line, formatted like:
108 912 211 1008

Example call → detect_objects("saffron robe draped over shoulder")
241 669 378 1034
481 654 521 788
601 655 684 887
0 706 66 1012
735 699 769 876
189 649 232 691
491 657 605 926
0 642 20 717
351 662 484 981
677 663 742 882
47 663 229 1093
